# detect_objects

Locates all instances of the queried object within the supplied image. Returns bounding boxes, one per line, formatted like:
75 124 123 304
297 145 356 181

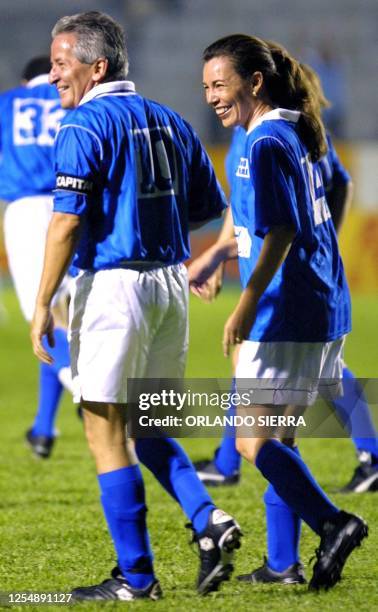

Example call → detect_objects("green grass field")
0 286 377 611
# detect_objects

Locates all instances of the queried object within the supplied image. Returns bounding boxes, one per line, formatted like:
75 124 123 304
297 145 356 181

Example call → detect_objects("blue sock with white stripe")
214 379 242 477
333 368 378 463
264 447 301 572
256 439 339 534
135 437 215 533
98 465 154 589
32 363 63 437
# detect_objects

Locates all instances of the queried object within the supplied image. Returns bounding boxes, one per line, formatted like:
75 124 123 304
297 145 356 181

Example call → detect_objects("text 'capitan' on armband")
55 173 94 194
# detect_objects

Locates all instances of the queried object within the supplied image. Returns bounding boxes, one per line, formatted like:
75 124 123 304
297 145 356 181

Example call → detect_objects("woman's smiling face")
202 55 256 129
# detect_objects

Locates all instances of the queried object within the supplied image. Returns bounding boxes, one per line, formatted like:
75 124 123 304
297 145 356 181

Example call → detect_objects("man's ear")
93 58 108 83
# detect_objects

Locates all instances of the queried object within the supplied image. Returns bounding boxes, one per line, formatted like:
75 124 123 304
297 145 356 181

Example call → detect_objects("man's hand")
31 304 55 364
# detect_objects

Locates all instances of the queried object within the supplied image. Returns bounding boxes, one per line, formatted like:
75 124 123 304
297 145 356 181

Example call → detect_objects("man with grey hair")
31 11 241 602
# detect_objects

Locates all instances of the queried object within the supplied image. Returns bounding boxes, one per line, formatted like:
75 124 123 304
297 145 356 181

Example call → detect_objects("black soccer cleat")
309 510 368 591
194 458 240 487
237 556 306 584
71 567 162 601
339 452 378 493
188 508 242 595
25 428 54 459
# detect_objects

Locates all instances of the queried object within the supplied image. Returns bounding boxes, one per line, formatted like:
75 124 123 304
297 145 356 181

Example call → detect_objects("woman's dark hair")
203 34 327 161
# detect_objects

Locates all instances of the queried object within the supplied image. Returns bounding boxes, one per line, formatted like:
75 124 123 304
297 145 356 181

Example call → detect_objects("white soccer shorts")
69 264 189 404
4 195 70 322
235 337 345 406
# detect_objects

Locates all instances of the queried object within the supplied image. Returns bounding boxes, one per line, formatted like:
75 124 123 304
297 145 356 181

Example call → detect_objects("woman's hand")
188 238 237 299
223 290 257 357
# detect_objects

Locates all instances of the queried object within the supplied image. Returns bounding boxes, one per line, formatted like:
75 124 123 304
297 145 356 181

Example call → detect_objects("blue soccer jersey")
230 108 351 342
53 81 227 270
0 75 65 201
225 126 247 189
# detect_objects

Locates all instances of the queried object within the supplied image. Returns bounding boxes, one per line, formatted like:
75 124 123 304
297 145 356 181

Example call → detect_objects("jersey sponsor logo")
301 155 331 226
236 157 250 178
132 125 179 198
234 225 252 258
55 174 94 194
13 98 65 146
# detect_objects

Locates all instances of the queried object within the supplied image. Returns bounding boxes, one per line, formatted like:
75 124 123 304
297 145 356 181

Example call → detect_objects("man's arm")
31 212 81 364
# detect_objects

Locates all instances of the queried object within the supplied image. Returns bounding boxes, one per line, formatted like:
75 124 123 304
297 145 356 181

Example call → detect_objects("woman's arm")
222 224 295 356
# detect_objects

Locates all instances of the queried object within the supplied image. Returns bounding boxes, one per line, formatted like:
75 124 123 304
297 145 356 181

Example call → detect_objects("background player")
0 56 72 458
189 34 368 591
31 12 241 601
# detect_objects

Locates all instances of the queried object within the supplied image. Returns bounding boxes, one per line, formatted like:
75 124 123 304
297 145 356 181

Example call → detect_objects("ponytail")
268 45 327 161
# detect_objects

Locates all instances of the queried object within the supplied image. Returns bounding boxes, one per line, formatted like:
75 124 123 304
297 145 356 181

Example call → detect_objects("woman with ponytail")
189 34 368 591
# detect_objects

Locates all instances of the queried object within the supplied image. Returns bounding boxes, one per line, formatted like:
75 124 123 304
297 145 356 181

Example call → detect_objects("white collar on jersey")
247 108 300 134
79 80 136 106
26 74 50 88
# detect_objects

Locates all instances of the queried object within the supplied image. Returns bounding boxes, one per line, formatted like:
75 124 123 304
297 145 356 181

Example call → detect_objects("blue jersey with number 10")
0 75 65 202
53 81 226 270
229 108 351 343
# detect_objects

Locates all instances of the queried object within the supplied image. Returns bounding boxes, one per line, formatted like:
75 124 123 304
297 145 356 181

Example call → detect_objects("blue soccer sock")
135 437 215 533
42 327 70 377
256 439 339 534
98 465 154 589
32 328 71 437
214 379 242 477
333 367 378 462
32 363 63 437
264 447 301 572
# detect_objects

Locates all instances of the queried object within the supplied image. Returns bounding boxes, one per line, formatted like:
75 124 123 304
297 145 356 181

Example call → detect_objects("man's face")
203 56 255 130
49 33 100 108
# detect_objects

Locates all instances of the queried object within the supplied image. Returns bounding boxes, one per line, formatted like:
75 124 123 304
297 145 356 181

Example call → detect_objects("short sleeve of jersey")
326 137 350 186
53 122 102 216
249 136 300 238
187 128 227 222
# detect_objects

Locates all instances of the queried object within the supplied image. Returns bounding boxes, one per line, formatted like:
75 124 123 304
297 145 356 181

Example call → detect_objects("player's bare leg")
81 401 133 472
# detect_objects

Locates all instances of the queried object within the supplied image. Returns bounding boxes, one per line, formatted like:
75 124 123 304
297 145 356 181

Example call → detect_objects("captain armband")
55 173 94 195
